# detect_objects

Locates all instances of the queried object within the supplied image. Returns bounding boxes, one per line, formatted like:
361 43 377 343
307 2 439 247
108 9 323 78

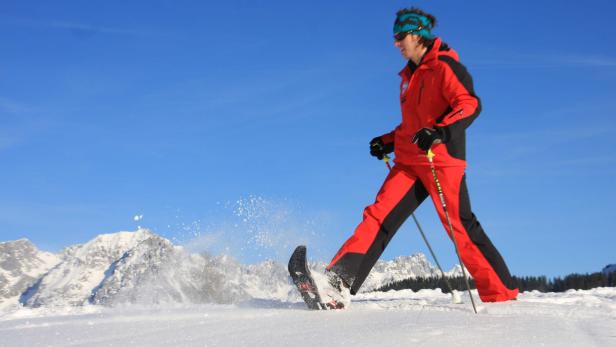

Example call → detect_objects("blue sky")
1 1 615 277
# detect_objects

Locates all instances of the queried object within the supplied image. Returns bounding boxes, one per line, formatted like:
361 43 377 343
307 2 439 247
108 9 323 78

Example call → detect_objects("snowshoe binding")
288 245 350 310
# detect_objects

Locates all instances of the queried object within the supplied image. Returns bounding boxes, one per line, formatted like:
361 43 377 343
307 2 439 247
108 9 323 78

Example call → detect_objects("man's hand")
412 128 443 151
370 137 394 160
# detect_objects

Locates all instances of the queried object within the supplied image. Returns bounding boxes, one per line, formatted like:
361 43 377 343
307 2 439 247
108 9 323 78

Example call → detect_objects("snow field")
1 287 614 347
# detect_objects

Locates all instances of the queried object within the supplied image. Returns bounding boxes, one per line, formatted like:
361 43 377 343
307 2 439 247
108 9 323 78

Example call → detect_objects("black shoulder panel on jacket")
438 55 476 96
437 55 482 161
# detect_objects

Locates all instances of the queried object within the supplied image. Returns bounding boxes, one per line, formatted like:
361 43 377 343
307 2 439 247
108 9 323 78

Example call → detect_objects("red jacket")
381 37 481 167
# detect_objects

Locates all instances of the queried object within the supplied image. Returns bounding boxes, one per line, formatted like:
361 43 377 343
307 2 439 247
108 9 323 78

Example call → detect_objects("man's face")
394 33 422 60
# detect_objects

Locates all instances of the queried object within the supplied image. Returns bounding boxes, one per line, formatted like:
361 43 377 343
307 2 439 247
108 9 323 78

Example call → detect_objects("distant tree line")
375 272 616 293
514 272 616 292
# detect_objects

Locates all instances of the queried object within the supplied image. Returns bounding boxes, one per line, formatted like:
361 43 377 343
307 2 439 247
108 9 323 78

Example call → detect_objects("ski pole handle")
372 140 392 170
426 148 435 162
383 154 392 171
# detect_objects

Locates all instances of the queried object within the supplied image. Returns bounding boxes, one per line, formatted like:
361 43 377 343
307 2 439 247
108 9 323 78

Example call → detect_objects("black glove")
370 137 394 160
412 128 443 151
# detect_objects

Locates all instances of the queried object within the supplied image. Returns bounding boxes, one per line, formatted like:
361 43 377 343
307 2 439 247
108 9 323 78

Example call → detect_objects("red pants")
327 161 518 302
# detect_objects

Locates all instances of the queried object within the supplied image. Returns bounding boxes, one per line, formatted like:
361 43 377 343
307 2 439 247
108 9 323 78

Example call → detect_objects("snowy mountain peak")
1 229 459 310
1 238 36 261
21 229 157 307
0 238 60 278
0 238 31 246
80 228 153 250
361 252 440 291
0 239 60 310
393 253 429 263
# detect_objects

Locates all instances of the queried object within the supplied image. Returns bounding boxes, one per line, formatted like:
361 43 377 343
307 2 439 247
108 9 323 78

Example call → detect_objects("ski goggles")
393 27 425 41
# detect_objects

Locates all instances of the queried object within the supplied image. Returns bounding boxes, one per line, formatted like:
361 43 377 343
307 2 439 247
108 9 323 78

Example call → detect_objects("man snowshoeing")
319 7 519 308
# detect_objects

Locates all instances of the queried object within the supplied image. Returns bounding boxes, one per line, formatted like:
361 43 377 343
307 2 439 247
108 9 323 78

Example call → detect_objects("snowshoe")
288 245 350 310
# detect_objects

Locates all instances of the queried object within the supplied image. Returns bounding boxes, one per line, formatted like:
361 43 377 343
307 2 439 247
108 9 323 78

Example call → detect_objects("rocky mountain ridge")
1 229 456 311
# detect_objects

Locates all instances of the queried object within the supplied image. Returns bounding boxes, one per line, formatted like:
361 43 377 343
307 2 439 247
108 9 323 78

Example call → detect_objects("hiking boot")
313 270 351 309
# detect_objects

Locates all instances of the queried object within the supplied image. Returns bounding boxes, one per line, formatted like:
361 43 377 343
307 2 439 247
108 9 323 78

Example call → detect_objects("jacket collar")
399 37 442 78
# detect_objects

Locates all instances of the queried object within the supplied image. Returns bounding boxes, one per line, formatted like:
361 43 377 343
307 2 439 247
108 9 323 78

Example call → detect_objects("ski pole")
381 153 459 303
426 149 478 314
382 153 393 170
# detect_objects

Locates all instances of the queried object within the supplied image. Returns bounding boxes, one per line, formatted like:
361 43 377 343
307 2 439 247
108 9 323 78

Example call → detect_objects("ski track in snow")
1 288 614 347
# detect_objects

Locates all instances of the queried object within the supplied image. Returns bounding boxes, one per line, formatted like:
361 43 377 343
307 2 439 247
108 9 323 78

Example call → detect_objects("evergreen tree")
375 272 616 293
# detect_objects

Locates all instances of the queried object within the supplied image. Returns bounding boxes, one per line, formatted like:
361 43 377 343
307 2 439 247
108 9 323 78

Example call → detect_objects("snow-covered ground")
2 230 615 346
1 287 614 347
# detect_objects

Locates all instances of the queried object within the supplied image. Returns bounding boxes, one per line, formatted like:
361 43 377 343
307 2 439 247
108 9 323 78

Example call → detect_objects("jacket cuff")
434 126 450 143
380 131 395 145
